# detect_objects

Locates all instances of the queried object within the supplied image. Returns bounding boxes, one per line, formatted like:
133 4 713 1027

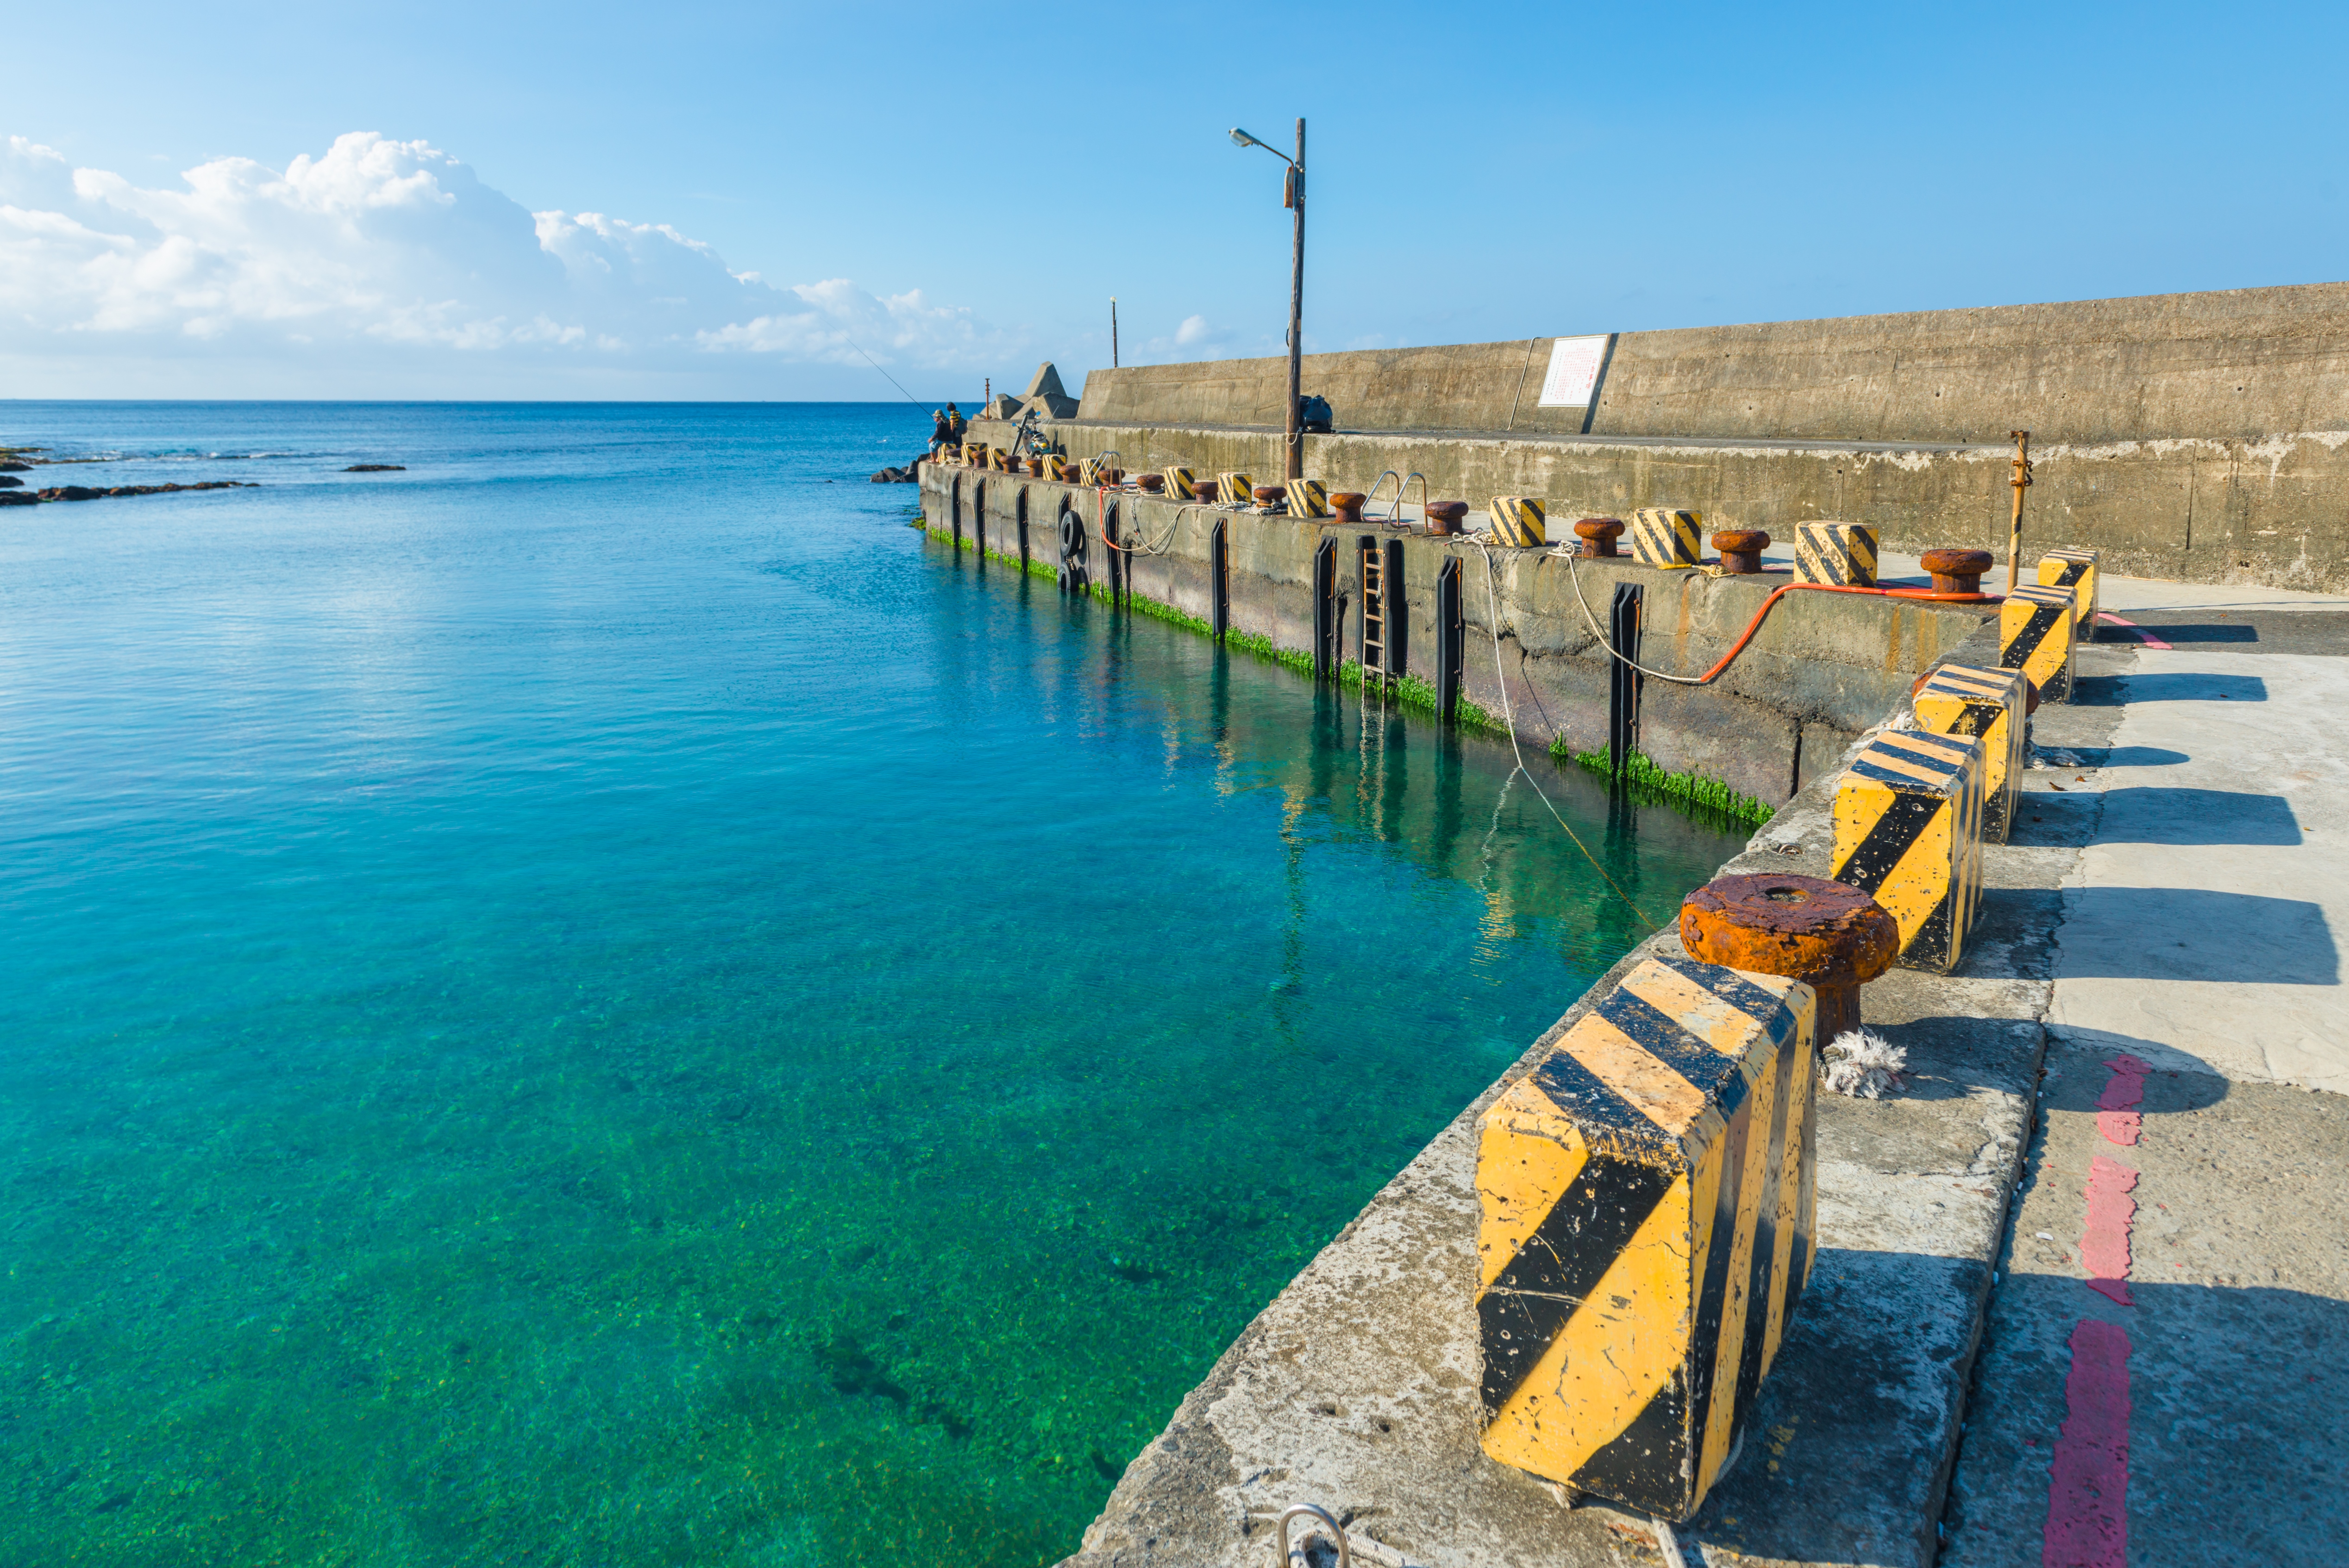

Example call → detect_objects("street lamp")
1229 119 1305 480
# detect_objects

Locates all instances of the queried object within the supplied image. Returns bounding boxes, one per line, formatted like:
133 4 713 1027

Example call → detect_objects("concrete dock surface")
1065 566 2349 1568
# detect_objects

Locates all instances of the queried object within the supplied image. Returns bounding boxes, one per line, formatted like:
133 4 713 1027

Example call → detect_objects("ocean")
0 402 1743 1566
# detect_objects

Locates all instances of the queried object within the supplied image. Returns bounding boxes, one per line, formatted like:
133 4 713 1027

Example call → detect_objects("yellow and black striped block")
960 442 984 467
1490 496 1547 547
988 446 1011 472
1288 478 1330 518
2000 583 2077 703
1792 521 1879 587
1216 471 1256 506
2037 548 2099 640
1076 457 1106 487
1161 467 1196 501
1911 664 2030 844
1477 955 1818 1522
1830 729 1986 973
1629 508 1703 570
1040 454 1069 481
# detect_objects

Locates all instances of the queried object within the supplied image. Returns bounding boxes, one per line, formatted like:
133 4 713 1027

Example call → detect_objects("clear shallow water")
0 403 1743 1567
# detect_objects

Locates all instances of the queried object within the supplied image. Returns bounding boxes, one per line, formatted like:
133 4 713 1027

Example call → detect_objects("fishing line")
844 337 930 411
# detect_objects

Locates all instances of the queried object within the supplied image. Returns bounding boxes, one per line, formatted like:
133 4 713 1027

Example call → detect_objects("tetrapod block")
2000 583 2078 702
1629 508 1703 570
1477 955 1818 1522
1792 521 1879 587
1829 728 1986 973
1912 664 2030 843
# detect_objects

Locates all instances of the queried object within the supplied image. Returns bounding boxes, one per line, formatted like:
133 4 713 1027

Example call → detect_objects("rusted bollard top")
1424 500 1469 536
1680 873 1899 988
1712 529 1771 574
1135 472 1165 492
1573 516 1625 546
1328 490 1366 521
1190 479 1220 502
1253 485 1287 506
1921 547 1994 594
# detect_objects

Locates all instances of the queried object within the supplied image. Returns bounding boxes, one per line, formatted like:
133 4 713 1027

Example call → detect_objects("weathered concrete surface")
1940 603 2349 1566
918 463 1988 807
1074 282 2349 446
1040 420 2349 592
2042 648 2349 1094
1056 626 2136 1568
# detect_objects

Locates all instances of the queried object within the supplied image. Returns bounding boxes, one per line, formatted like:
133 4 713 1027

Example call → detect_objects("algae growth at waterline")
0 402 1744 1568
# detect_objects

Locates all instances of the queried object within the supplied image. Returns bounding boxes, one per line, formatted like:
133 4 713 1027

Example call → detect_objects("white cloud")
0 132 1015 392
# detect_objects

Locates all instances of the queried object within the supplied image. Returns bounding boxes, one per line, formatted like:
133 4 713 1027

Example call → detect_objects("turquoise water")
0 404 1743 1567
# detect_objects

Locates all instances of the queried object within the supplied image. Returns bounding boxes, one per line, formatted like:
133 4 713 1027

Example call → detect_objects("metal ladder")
1359 540 1387 682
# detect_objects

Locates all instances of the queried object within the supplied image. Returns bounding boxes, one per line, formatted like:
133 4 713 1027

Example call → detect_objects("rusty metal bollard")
1922 548 1993 595
1679 873 1898 1042
1713 529 1771 574
1253 485 1287 509
1328 490 1366 523
1424 501 1469 537
1573 517 1625 557
1190 479 1221 503
1135 472 1165 493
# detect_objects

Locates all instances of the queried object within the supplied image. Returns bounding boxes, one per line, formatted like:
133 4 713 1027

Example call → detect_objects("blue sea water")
0 402 1744 1567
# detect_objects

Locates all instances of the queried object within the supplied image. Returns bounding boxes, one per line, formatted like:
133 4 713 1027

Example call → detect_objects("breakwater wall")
1009 281 2349 590
918 464 1987 808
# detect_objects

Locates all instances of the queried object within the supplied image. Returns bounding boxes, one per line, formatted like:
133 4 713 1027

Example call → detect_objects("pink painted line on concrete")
2043 1317 2133 1568
2095 1053 2151 1147
2096 611 2172 650
2080 1154 2139 1306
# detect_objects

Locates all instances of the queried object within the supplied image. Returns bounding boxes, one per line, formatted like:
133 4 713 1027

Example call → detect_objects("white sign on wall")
1536 334 1614 408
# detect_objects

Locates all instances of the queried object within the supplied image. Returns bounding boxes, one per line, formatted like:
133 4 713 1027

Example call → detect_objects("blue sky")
4 0 2344 400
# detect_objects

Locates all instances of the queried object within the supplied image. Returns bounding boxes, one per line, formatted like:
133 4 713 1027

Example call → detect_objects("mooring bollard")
1629 507 1703 569
1190 479 1221 503
1792 520 1879 586
2000 582 2079 702
1573 517 1625 558
1680 873 1897 1041
1424 501 1468 537
1328 490 1366 523
1136 472 1165 494
1476 955 1818 1523
1253 484 1287 511
1921 547 1992 595
2037 547 2100 640
1829 729 1986 974
1712 529 1771 574
1489 496 1545 546
1911 664 2033 843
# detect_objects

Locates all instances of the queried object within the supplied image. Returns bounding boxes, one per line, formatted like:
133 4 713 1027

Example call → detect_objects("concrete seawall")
1012 281 2349 590
920 464 1988 807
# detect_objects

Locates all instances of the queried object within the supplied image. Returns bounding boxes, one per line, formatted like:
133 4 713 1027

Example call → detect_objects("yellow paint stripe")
1481 1172 1694 1483
1758 1035 1811 1372
1560 1012 1711 1135
1476 1104 1590 1292
1870 806 1955 941
1698 1043 1781 1491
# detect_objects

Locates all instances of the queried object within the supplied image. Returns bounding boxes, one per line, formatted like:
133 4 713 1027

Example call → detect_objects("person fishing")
930 408 954 452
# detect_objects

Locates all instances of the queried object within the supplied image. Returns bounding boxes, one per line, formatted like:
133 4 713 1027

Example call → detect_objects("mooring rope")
1467 534 1657 929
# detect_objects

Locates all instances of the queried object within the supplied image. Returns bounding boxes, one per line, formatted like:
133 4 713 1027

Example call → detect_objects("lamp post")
1229 119 1304 481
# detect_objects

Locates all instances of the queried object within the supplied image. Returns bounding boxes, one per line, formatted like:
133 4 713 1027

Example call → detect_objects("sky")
4 0 2345 402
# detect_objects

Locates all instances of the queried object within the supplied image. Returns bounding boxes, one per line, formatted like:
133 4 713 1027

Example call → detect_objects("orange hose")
1682 579 2001 686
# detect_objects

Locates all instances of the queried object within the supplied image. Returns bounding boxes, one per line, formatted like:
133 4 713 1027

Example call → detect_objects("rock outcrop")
19 481 257 504
869 456 927 483
345 464 406 472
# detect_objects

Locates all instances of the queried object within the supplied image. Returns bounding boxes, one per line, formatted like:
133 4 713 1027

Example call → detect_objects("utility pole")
2007 430 2032 592
1285 118 1305 482
1111 298 1119 368
1228 119 1307 480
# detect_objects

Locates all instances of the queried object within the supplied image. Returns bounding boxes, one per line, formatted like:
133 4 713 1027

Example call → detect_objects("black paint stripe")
2052 560 2087 587
2000 604 2065 670
1833 792 1942 896
1595 988 1744 1116
1910 887 1956 970
1568 1367 1692 1519
1480 1158 1679 1416
1730 1035 1796 1428
1532 1049 1667 1148
1679 1091 1754 1475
